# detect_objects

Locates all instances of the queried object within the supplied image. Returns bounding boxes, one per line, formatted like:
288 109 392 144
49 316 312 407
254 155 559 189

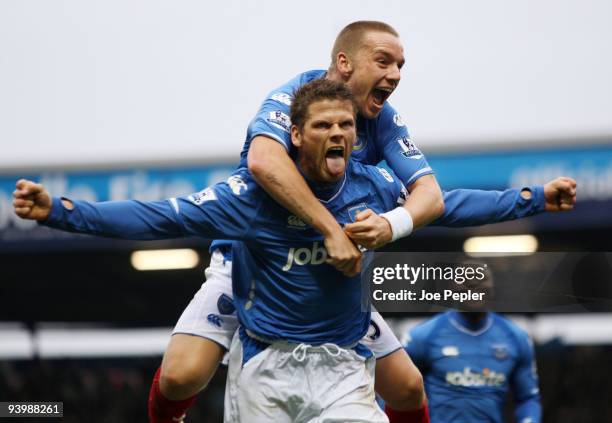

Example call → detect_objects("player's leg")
376 349 430 423
362 312 429 423
149 335 224 422
159 334 224 399
148 249 236 423
316 348 389 423
375 349 425 410
224 333 294 423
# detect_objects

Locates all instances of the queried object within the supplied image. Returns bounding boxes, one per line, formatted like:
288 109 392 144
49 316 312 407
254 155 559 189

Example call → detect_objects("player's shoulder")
376 101 408 130
181 168 263 226
491 313 528 334
409 313 448 342
264 69 326 107
491 313 532 345
208 168 261 200
354 161 401 186
352 162 404 202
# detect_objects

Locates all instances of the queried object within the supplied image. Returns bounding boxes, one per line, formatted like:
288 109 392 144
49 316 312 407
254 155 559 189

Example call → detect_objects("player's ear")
291 125 302 148
336 52 353 79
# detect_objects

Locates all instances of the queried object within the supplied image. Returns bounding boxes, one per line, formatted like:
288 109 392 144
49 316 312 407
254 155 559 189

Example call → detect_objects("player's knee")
160 358 210 399
387 370 425 411
159 334 225 399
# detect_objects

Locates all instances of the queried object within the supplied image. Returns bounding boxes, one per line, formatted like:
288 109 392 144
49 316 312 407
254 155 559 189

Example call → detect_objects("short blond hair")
330 21 400 66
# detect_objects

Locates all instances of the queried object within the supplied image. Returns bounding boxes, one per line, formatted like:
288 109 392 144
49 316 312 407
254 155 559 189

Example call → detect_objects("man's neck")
453 311 490 332
296 162 346 202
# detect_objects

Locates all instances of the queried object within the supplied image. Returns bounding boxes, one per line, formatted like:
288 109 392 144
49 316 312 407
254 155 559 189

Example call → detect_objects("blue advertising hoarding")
1 143 611 251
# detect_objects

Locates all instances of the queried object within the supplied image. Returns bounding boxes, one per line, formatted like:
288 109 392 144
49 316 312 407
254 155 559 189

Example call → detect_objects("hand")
13 179 53 221
344 209 393 249
324 228 362 277
543 177 577 212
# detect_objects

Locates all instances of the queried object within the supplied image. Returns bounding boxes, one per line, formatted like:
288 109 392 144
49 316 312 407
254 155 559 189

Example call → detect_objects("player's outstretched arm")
12 177 256 242
13 180 185 240
248 136 361 276
345 176 577 246
432 176 576 228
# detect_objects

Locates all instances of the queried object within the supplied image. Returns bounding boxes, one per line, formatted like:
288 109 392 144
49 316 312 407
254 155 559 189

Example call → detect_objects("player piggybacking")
155 21 575 423
14 79 407 421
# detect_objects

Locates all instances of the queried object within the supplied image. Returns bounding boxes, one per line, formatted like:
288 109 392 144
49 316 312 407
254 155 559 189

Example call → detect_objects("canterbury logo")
287 215 306 227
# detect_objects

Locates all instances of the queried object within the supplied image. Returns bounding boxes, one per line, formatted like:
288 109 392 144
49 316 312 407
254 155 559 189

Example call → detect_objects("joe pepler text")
372 289 486 302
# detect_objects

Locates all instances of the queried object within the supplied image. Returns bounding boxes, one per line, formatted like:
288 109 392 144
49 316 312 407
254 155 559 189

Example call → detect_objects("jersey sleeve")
511 331 542 423
246 92 294 151
364 165 407 212
42 197 189 240
171 174 259 240
376 105 434 187
430 186 546 227
42 172 259 242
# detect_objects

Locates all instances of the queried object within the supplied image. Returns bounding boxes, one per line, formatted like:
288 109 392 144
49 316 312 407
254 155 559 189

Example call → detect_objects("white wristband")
381 207 414 242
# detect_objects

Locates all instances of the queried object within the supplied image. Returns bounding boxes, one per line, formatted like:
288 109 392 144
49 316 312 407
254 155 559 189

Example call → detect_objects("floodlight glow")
463 235 538 257
130 249 199 271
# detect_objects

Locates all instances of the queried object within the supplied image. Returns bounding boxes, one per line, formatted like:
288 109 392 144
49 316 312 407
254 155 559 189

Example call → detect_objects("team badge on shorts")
217 293 236 315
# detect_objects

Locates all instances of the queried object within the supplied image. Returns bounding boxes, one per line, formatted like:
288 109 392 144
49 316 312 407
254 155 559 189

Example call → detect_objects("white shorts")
172 250 238 348
223 333 389 423
173 250 403 358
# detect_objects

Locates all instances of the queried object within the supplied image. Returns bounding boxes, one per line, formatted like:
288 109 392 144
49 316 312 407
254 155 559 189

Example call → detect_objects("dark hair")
291 79 357 130
330 21 400 66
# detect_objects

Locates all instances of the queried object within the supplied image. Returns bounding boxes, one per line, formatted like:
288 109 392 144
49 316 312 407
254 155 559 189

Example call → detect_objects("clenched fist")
543 177 577 212
13 179 53 221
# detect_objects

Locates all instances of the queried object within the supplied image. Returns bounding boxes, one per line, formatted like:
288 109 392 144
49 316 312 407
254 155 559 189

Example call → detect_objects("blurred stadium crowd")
2 340 612 422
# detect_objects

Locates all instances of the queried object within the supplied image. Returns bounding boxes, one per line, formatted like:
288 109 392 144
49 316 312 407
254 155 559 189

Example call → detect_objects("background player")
404 268 541 423
149 20 576 423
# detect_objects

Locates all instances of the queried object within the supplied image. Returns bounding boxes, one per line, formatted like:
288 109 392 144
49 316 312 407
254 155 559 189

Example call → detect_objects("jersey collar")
448 311 493 336
296 162 348 203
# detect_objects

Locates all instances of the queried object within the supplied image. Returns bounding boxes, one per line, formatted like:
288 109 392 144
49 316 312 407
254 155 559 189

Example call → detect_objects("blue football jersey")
405 311 541 423
43 161 404 346
211 70 433 255
238 69 433 186
212 69 547 255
